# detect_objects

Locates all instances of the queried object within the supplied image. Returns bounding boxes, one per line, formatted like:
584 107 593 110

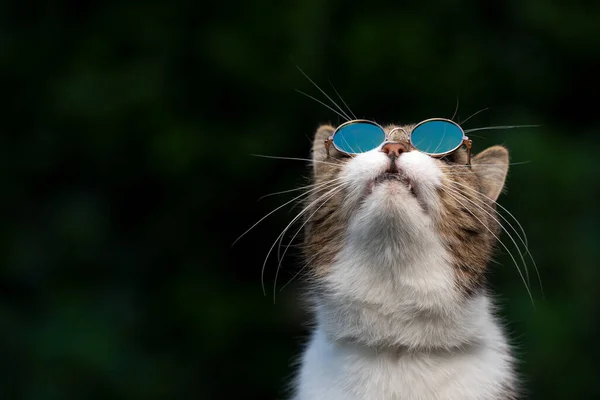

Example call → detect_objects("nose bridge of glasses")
386 126 408 142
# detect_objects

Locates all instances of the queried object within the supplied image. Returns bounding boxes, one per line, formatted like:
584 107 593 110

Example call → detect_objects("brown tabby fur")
303 123 509 296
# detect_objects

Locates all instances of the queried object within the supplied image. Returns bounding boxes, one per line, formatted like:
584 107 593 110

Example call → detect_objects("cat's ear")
471 145 509 202
311 124 335 168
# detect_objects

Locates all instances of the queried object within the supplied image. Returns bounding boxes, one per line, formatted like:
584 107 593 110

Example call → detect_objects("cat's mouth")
373 172 417 197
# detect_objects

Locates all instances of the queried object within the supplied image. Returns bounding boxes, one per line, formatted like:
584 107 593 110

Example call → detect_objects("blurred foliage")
1 0 599 399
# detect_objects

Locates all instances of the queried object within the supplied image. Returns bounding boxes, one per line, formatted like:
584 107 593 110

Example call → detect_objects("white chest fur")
294 295 514 400
293 234 515 400
292 145 516 399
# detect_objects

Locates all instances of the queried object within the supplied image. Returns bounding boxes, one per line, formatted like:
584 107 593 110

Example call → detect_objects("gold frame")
324 117 472 165
324 119 386 157
410 118 472 165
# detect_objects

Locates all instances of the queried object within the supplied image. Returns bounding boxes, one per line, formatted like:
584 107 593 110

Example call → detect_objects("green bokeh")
1 1 599 399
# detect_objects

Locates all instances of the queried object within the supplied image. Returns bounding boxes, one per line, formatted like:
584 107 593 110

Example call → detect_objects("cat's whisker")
295 89 350 122
446 180 543 295
450 96 460 121
264 183 345 301
275 181 343 263
443 184 531 286
233 178 342 248
278 264 309 292
260 182 345 296
337 134 362 158
442 187 534 303
444 182 530 260
467 134 487 139
447 180 529 248
440 172 522 180
329 79 357 120
276 184 342 268
441 187 535 306
438 161 531 168
279 244 327 292
295 65 351 121
438 172 480 175
280 234 341 292
273 185 345 301
277 241 303 250
464 124 540 134
432 131 448 154
250 154 345 167
259 177 345 200
460 107 489 126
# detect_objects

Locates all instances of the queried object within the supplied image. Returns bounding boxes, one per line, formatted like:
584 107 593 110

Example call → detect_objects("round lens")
410 120 464 155
332 122 386 154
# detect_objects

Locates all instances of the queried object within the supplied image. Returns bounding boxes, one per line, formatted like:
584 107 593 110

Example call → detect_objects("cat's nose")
380 142 407 159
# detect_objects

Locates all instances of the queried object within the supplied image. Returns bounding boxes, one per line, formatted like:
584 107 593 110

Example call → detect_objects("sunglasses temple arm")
325 137 333 157
464 137 473 166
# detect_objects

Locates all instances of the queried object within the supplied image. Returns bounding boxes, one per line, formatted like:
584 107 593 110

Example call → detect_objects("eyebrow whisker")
295 65 352 121
464 124 540 133
295 89 350 122
451 96 460 121
329 79 357 120
460 107 490 126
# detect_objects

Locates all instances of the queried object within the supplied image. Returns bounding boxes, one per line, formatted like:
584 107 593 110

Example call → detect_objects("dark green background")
2 1 599 399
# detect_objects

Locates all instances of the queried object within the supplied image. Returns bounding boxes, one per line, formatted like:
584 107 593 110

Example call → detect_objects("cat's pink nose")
380 142 407 158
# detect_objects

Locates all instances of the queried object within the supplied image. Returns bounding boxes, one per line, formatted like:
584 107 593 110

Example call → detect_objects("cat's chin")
346 198 437 268
370 172 414 193
366 173 428 213
352 187 431 239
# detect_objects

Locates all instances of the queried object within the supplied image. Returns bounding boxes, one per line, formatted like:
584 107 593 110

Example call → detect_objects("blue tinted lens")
332 122 386 154
410 120 464 155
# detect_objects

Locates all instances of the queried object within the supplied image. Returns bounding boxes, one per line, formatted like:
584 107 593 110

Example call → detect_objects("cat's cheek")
398 152 443 187
341 152 390 182
338 151 390 206
397 152 444 215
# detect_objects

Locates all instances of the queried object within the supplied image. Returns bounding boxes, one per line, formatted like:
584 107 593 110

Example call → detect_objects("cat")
291 122 519 400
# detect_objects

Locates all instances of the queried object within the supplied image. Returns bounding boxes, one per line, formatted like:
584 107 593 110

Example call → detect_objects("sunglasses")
324 118 473 165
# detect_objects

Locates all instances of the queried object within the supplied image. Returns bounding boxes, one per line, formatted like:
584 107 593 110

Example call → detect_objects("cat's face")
303 123 509 296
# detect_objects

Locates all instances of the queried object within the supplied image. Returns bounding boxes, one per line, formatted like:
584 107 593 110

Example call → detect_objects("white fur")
293 148 514 400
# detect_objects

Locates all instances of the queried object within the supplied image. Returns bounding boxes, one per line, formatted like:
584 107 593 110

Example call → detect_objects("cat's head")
303 122 509 298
